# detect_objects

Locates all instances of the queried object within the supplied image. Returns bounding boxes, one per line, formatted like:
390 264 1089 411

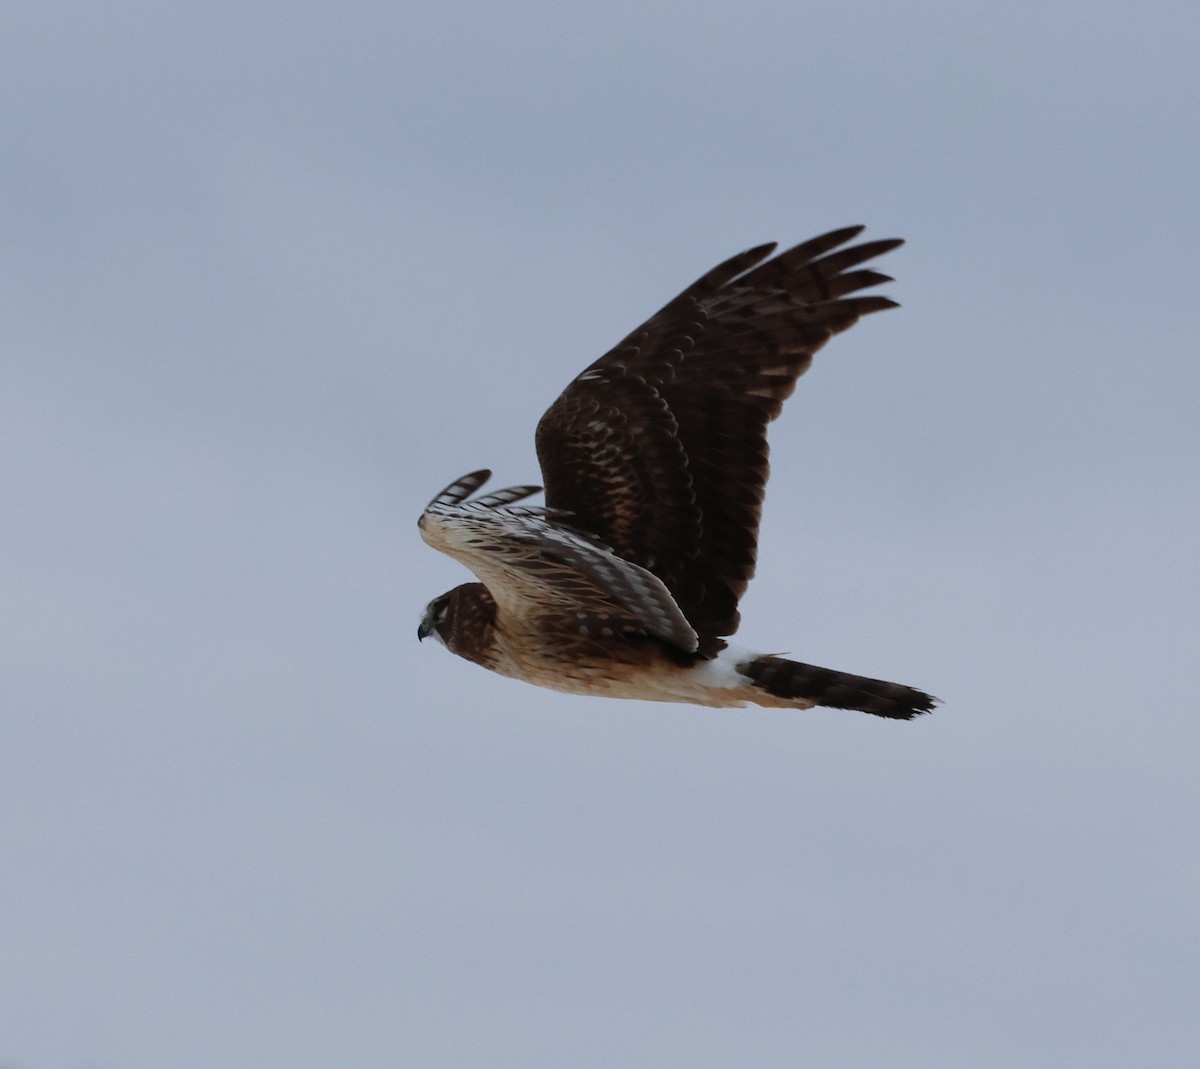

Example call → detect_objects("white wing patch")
419 473 699 653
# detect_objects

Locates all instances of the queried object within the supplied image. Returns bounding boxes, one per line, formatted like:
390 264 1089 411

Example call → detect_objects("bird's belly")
491 628 753 707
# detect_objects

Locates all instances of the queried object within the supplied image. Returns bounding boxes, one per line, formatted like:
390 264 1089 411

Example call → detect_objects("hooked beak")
417 619 433 642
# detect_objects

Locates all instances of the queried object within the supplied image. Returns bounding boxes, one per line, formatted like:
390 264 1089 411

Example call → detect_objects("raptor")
418 227 937 719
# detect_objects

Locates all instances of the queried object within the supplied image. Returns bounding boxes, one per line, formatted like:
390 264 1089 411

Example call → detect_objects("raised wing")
418 471 699 653
535 226 902 653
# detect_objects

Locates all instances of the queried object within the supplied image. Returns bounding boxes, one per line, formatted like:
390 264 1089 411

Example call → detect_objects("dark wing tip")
741 240 779 260
817 224 867 244
860 236 905 255
854 295 901 313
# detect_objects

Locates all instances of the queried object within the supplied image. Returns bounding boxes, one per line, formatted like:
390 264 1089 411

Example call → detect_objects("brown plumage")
418 228 938 720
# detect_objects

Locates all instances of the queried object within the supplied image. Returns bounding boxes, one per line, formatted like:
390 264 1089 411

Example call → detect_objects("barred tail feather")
738 654 938 720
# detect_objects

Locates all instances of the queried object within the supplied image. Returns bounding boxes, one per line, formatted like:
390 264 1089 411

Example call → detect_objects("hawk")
418 227 938 719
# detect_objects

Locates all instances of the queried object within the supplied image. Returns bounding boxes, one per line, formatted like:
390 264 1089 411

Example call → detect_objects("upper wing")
535 226 903 653
418 471 699 653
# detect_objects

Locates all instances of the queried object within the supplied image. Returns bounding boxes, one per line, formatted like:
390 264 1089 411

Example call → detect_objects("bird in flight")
418 227 938 719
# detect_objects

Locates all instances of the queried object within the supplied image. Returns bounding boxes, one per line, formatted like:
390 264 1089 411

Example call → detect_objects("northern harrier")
418 227 938 719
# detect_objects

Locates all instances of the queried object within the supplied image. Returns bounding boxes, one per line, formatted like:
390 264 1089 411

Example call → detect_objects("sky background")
3 2 1198 1066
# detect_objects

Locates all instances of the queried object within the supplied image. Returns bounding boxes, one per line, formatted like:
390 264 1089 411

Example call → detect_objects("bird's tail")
737 653 938 720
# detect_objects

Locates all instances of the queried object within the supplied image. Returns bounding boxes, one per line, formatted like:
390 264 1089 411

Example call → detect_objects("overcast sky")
3 2 1198 1067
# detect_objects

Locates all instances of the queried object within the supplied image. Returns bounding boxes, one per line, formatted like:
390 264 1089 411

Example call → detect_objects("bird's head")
416 583 497 667
417 591 452 646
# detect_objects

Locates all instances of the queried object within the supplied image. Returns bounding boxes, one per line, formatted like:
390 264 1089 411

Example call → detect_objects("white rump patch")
688 643 759 691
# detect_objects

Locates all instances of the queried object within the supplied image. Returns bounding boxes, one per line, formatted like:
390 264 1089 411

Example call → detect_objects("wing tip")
424 469 492 511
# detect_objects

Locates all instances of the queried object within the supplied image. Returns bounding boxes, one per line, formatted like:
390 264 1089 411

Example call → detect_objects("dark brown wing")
535 227 902 655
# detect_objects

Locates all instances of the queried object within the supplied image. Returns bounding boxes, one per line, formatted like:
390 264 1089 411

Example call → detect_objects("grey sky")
3 2 1198 1066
